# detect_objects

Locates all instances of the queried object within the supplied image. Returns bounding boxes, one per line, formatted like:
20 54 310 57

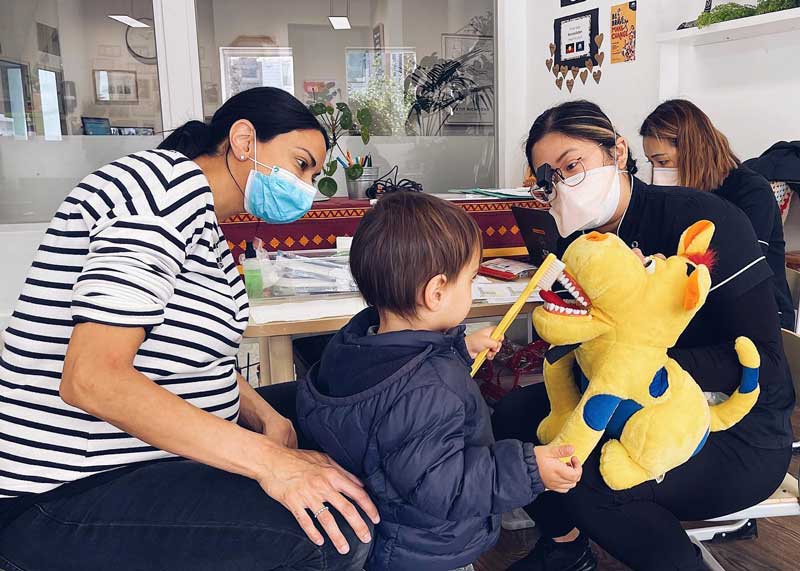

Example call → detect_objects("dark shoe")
507 535 597 571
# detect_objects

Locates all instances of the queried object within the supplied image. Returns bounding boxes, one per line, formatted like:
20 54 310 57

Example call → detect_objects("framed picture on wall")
554 8 599 70
93 70 138 103
219 47 294 102
441 34 494 126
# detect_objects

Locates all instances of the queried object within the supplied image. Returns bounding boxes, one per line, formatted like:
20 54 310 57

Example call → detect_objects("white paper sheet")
472 277 543 304
250 297 367 324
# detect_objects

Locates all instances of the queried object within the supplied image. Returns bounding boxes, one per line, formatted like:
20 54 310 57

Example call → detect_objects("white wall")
515 0 672 183
494 1 800 190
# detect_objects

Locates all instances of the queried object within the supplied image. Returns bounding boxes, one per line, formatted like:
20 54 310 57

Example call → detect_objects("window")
195 0 497 194
0 0 164 224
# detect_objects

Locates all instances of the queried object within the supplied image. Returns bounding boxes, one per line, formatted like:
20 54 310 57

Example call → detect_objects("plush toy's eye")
644 257 656 274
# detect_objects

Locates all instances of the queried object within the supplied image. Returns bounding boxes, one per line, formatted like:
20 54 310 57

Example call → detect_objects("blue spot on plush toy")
534 221 760 490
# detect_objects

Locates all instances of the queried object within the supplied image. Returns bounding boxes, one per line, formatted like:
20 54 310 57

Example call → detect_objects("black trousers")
0 383 370 571
492 384 792 571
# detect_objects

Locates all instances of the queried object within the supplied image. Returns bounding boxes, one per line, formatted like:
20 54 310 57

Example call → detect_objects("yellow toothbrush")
471 253 566 377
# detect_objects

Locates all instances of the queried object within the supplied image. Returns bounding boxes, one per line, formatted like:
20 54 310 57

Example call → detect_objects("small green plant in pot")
697 0 797 27
308 102 372 197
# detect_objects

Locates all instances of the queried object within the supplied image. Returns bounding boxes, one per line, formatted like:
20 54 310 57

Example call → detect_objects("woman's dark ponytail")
159 120 213 159
159 87 329 159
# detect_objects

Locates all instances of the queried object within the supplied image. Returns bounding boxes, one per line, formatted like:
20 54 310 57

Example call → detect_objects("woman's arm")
62 323 378 554
669 279 785 394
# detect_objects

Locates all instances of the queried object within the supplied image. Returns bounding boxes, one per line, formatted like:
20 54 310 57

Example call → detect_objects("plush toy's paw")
600 440 653 490
537 413 571 444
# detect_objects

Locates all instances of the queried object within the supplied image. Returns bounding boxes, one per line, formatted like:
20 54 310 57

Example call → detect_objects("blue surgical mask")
244 141 316 224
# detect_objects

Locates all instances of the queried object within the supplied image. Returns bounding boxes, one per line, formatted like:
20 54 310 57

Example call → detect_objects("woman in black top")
494 100 795 571
640 99 794 330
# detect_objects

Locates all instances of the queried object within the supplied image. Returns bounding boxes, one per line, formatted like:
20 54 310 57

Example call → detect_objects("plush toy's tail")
709 337 761 432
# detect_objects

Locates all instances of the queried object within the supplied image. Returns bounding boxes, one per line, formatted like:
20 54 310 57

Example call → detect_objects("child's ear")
422 274 448 312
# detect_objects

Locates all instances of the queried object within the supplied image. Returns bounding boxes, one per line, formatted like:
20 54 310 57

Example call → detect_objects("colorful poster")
611 2 637 64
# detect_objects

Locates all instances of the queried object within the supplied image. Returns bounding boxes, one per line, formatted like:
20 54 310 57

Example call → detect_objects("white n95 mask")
652 168 680 187
549 165 622 237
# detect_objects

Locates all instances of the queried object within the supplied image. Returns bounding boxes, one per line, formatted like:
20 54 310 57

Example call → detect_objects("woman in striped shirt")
0 87 378 571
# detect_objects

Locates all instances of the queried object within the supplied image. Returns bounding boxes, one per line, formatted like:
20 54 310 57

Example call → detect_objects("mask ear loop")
611 129 634 236
250 128 262 243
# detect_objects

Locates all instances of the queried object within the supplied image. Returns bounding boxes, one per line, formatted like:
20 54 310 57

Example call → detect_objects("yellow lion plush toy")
533 220 760 490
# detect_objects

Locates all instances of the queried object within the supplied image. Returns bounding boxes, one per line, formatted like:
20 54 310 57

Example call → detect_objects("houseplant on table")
308 101 372 197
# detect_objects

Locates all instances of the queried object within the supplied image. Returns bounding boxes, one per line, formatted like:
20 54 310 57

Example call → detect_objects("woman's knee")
314 508 373 571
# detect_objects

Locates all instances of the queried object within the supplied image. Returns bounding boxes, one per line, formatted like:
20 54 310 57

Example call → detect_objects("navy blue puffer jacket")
296 308 544 571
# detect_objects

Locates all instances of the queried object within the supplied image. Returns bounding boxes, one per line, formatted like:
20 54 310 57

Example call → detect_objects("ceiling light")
328 16 351 30
329 0 351 30
108 15 150 27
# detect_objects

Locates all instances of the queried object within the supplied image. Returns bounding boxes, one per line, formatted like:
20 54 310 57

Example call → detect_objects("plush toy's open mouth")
540 270 592 317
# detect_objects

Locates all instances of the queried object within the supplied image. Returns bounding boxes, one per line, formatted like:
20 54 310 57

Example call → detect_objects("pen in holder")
346 167 380 201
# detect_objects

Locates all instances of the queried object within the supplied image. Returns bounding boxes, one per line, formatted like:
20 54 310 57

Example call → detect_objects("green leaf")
360 126 370 145
310 102 327 116
335 102 351 113
356 108 372 128
326 105 334 115
345 164 364 181
317 177 338 197
340 111 353 130
323 159 338 176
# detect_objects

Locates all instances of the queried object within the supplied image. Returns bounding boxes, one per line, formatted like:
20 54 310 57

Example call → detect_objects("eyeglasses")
528 144 607 203
529 160 588 203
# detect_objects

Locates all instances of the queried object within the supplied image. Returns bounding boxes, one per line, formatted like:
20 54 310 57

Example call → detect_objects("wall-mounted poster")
303 80 341 106
611 2 637 64
93 70 138 103
442 34 494 126
373 23 384 49
220 47 294 102
561 0 587 6
554 8 599 70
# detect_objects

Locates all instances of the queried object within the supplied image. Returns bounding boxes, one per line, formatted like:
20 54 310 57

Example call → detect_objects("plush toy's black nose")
686 263 696 277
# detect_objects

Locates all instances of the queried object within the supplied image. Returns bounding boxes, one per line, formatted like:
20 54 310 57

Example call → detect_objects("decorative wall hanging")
554 8 599 71
547 8 605 92
611 2 637 64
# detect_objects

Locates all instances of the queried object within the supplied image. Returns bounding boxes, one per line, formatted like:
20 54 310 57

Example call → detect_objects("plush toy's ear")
684 271 702 311
677 220 715 256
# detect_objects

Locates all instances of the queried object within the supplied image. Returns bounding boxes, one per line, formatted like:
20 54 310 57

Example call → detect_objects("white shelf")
657 7 800 47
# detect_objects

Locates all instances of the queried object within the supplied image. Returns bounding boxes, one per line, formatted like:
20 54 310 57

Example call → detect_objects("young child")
296 192 581 571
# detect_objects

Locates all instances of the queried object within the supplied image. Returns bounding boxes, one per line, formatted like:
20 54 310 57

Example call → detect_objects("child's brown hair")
350 192 483 318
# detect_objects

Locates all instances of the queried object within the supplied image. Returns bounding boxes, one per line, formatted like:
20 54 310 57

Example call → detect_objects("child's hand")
465 327 503 360
534 445 582 493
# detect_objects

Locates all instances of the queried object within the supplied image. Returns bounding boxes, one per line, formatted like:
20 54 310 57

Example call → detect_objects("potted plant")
697 0 798 27
404 46 494 136
308 101 372 197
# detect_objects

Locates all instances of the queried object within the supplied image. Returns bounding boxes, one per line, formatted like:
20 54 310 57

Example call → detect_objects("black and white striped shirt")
0 149 248 499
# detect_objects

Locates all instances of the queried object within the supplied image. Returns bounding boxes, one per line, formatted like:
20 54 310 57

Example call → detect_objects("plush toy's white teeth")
543 302 589 317
556 272 591 309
